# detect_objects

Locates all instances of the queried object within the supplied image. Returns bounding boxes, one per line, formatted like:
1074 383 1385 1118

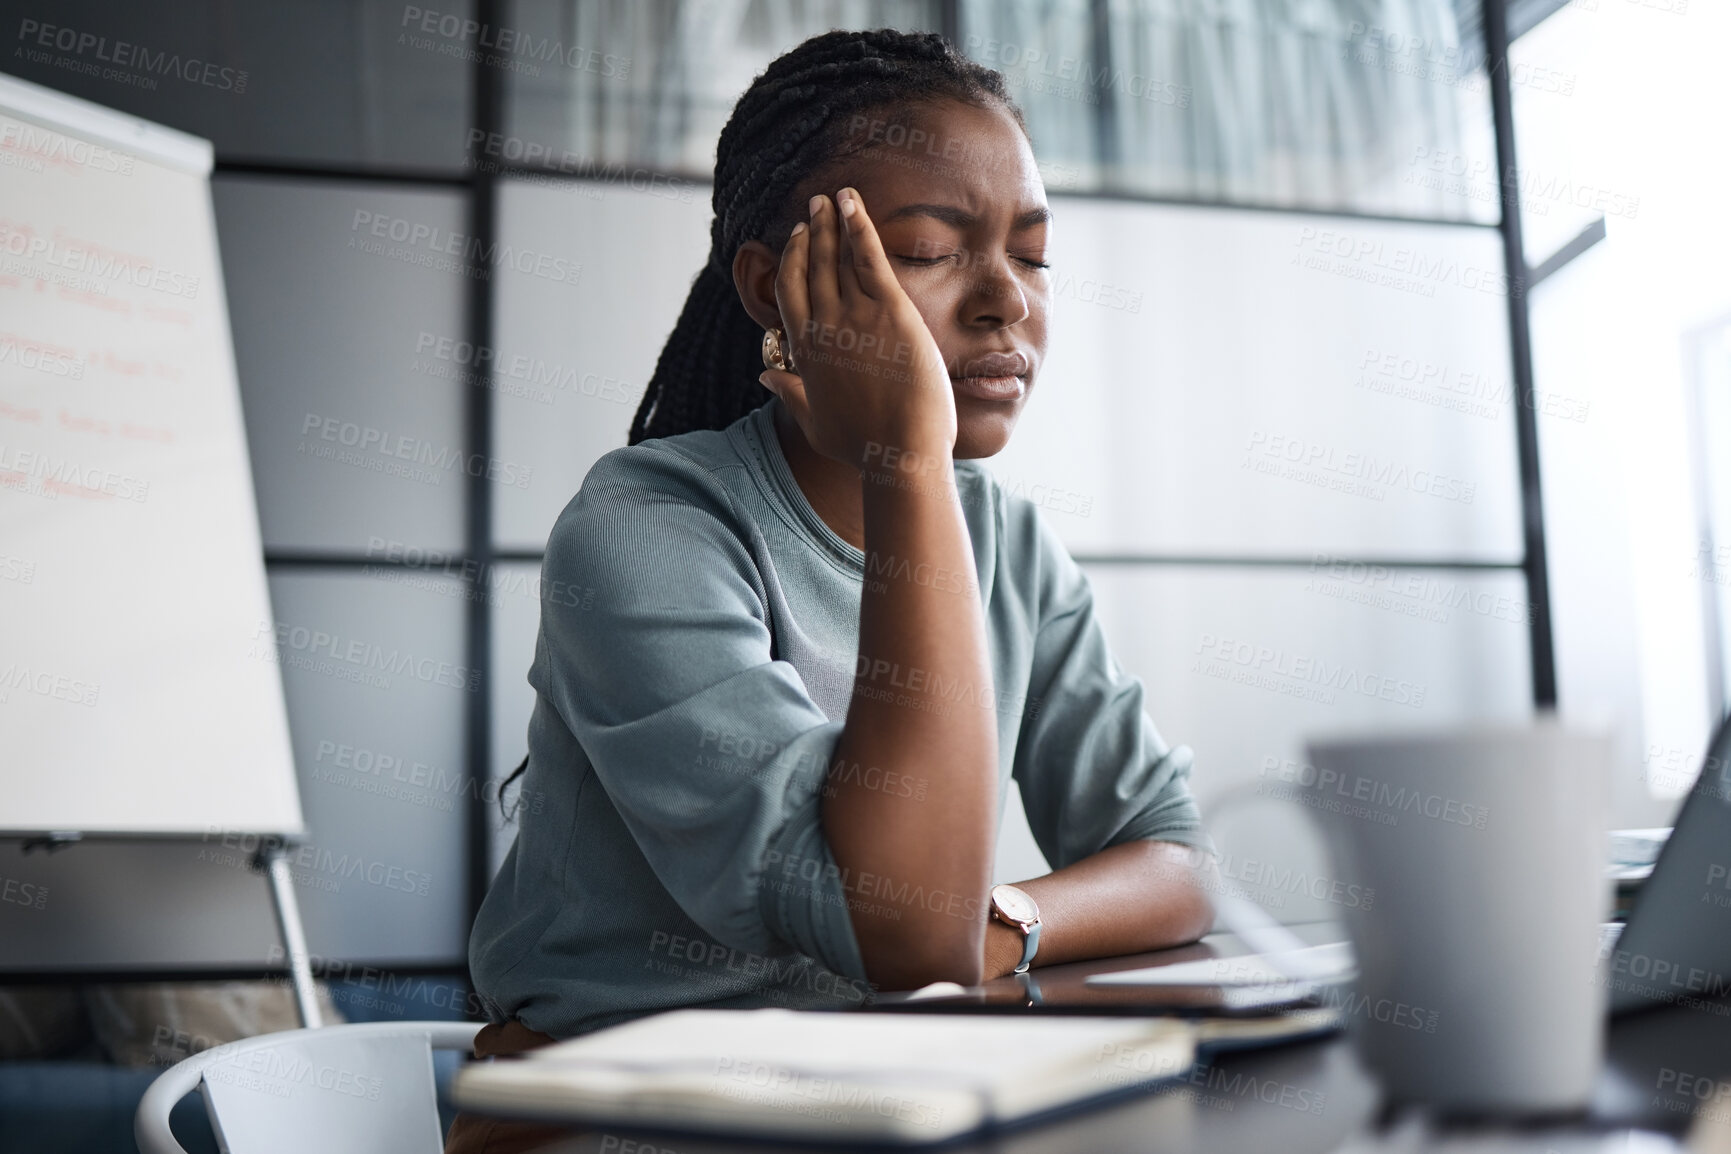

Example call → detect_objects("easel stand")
253 841 323 1029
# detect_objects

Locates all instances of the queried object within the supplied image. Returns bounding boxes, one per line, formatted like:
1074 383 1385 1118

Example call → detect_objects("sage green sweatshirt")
469 398 1208 1038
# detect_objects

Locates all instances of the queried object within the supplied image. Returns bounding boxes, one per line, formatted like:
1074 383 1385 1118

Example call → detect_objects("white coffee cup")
1303 721 1612 1115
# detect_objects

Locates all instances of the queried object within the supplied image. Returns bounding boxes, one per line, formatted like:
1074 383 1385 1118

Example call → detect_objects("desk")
506 926 1731 1153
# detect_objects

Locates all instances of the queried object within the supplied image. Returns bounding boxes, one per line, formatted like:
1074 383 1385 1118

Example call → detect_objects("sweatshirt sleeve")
532 444 866 981
1008 503 1213 870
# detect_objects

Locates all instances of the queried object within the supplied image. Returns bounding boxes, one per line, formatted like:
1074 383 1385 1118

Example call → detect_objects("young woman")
448 28 1215 1152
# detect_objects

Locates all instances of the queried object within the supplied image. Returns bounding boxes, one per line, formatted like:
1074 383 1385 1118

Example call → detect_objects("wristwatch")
990 883 1042 975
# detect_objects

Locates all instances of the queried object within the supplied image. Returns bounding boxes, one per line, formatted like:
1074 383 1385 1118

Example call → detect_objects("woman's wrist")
983 917 1030 980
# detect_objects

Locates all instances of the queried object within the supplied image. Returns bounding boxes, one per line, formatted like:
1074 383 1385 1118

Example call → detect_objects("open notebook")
452 1006 1339 1144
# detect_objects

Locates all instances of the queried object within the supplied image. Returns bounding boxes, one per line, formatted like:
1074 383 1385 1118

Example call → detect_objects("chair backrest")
135 1020 481 1154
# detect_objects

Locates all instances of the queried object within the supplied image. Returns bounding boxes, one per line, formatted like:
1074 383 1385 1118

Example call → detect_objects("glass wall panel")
1082 563 1532 921
1087 565 1532 785
491 176 711 550
501 0 943 176
215 177 469 554
960 0 1499 218
988 198 1524 560
266 571 472 963
954 0 1101 193
0 0 472 168
497 0 1496 219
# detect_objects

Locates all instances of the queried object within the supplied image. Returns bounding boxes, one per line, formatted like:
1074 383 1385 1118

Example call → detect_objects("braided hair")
627 28 1027 444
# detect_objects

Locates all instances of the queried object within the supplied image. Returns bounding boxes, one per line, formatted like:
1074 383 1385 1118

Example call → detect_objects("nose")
960 252 1031 330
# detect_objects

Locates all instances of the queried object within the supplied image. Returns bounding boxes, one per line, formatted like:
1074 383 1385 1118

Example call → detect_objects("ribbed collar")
732 398 866 575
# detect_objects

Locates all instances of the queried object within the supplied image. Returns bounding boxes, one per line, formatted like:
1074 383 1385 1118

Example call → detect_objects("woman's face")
794 99 1052 459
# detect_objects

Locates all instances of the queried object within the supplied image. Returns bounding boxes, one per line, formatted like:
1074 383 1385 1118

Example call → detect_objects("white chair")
134 1020 481 1154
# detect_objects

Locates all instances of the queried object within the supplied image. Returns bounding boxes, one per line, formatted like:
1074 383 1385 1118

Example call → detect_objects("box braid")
626 27 1026 445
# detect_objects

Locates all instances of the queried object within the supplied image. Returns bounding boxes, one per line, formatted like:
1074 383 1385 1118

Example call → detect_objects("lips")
953 351 1030 380
949 351 1031 402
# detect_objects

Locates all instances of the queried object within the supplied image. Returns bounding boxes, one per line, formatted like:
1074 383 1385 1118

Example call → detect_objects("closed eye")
895 253 1052 269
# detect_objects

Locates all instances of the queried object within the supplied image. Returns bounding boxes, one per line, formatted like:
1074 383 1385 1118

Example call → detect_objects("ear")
731 240 785 333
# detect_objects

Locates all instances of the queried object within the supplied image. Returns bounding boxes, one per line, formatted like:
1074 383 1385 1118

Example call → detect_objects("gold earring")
761 327 796 373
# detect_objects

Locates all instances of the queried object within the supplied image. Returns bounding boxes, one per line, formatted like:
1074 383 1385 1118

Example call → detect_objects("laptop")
1599 710 1731 1014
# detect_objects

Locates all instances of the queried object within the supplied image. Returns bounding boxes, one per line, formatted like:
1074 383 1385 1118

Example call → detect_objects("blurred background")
1 0 1729 1147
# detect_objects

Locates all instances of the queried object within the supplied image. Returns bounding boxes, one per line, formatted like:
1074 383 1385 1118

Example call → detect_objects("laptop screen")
1606 712 1731 1015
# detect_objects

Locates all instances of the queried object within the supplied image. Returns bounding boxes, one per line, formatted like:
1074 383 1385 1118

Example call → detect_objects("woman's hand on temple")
760 189 956 473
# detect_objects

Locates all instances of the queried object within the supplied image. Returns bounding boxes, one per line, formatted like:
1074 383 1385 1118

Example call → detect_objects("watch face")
992 884 1038 925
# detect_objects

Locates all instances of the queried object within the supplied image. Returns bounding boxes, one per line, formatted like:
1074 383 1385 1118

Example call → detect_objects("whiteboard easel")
0 75 318 1025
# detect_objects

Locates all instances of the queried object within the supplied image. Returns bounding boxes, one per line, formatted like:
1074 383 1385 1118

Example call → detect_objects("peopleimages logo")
0 663 100 707
252 617 480 692
399 6 630 78
412 331 635 406
299 412 534 489
1192 632 1427 709
761 851 986 925
1 875 48 911
199 829 434 898
1293 226 1515 299
713 1057 947 1129
0 121 134 174
963 35 1191 107
1353 346 1590 424
1215 853 1376 910
14 19 249 93
0 441 150 503
1305 555 1536 626
1599 949 1731 1012
0 225 200 299
1258 754 1490 830
645 931 872 1004
1243 430 1477 505
0 332 85 379
348 211 582 287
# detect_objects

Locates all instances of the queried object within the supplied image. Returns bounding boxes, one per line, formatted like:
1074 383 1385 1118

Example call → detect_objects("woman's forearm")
760 189 999 991
823 446 1000 991
983 841 1215 979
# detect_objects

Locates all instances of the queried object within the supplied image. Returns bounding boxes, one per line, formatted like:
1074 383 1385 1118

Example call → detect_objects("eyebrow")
876 203 1052 230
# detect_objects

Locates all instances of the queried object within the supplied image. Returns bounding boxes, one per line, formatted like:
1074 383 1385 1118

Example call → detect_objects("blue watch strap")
1014 920 1041 974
